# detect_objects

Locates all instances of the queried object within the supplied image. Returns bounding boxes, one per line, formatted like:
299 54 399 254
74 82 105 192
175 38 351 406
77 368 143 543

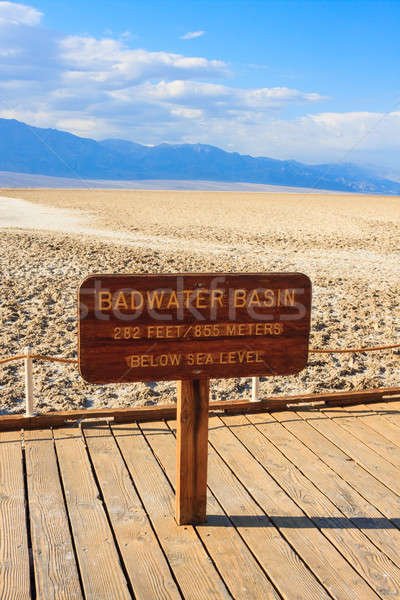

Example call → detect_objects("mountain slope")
1 118 399 194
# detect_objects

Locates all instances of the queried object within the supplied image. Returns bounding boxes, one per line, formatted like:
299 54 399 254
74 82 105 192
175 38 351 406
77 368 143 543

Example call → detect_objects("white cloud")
1 2 399 171
170 107 204 119
180 30 205 40
0 1 42 25
113 80 325 116
196 111 400 166
59 36 227 85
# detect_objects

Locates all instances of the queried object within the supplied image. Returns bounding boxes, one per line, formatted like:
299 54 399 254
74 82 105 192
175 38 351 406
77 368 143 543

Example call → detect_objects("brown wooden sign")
78 273 311 384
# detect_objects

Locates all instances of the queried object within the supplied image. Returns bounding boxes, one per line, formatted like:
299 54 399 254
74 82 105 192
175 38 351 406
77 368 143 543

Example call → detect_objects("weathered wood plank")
0 430 31 599
83 424 181 600
341 403 400 448
276 409 400 527
53 426 131 600
1 386 400 432
141 419 280 600
322 405 400 469
223 413 400 598
206 416 376 600
112 421 231 600
331 399 400 430
299 408 400 496
251 409 400 570
176 379 209 524
24 428 83 599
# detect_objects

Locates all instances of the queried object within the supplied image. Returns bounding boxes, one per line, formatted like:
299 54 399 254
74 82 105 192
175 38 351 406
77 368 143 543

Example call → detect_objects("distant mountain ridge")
1 118 399 194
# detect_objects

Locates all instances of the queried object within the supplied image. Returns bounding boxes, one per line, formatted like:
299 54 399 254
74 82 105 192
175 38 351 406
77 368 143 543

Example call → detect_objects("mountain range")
1 118 399 194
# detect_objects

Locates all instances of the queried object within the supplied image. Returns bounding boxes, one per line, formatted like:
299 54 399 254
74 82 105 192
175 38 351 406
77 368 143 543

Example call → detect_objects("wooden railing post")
24 346 35 417
176 378 209 525
251 376 261 402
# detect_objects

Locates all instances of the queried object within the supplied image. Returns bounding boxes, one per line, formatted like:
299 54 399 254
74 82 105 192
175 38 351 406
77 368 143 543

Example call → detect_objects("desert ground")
1 188 399 414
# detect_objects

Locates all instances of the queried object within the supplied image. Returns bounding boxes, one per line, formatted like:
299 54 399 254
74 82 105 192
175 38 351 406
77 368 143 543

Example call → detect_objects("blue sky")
1 0 399 171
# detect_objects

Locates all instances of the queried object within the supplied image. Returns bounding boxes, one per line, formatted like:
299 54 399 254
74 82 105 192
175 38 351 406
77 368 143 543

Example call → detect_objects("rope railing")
1 342 400 366
0 342 399 415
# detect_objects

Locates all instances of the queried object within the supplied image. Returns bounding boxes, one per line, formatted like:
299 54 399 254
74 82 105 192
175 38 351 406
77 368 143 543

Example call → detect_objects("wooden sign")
78 273 311 383
78 272 311 525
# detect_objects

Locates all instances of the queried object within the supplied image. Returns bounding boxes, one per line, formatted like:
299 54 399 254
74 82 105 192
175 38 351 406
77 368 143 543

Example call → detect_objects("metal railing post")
24 346 35 417
251 376 261 402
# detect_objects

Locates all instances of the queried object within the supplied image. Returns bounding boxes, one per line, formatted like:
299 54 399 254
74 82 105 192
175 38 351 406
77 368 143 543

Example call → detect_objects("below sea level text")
125 350 264 369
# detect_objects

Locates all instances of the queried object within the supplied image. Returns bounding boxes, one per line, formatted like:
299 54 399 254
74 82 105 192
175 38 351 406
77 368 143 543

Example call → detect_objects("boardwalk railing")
1 341 399 417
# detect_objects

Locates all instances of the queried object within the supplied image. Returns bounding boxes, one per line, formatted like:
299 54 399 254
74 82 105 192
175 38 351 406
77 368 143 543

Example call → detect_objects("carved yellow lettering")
126 355 140 368
159 354 168 367
284 288 295 306
196 290 208 309
234 289 247 308
146 290 165 309
248 289 262 307
255 351 263 363
167 290 178 309
211 289 224 308
130 291 143 310
246 351 256 363
98 291 112 310
170 353 182 366
226 324 236 335
263 289 275 307
115 291 128 310
183 290 192 307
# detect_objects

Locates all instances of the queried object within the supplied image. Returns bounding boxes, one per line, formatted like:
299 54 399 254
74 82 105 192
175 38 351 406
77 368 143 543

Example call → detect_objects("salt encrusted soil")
1 189 399 414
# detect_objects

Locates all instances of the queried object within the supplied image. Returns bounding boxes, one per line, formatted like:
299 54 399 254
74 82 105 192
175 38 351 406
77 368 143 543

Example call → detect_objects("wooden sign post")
176 379 209 524
78 273 311 525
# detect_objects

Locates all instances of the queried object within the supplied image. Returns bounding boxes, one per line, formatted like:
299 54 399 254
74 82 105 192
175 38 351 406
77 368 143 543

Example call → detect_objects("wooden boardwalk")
1 397 400 599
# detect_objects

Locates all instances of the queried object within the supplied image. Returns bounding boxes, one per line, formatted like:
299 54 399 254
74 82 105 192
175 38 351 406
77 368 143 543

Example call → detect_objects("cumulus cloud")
59 36 227 86
200 111 400 166
1 2 398 170
0 1 42 25
180 30 205 40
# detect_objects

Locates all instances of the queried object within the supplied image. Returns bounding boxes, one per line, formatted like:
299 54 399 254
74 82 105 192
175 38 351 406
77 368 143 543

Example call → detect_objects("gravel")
1 188 399 414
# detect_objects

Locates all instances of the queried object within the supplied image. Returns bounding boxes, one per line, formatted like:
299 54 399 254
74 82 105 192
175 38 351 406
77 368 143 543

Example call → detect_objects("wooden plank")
223 413 400 598
206 415 378 600
176 379 209 524
275 409 400 527
53 426 131 599
141 419 280 600
353 399 400 431
298 407 400 496
83 424 181 600
112 421 231 600
0 430 31 599
79 272 312 382
341 403 400 448
322 405 400 468
249 410 400 570
24 428 82 599
1 386 400 431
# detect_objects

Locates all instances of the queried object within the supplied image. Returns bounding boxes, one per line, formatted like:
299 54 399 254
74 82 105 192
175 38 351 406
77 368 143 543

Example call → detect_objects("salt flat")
1 189 399 414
